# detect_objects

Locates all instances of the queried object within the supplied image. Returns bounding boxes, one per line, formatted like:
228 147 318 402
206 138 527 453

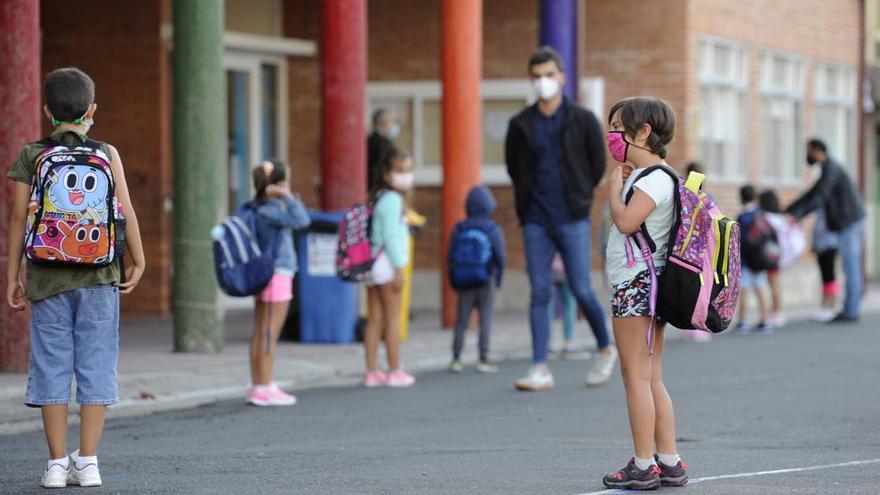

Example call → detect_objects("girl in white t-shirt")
601 97 688 490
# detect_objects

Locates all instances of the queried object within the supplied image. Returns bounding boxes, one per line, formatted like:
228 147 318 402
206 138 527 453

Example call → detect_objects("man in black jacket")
505 46 615 392
786 138 865 322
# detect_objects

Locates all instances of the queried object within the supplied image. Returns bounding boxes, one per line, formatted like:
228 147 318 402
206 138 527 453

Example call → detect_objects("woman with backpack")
602 97 688 490
247 161 310 406
363 148 416 388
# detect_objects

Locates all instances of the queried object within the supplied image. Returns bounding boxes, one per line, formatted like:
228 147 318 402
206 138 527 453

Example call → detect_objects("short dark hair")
807 138 827 153
607 97 676 159
44 68 95 122
372 108 388 128
739 184 756 205
685 161 704 175
528 46 565 74
759 189 781 213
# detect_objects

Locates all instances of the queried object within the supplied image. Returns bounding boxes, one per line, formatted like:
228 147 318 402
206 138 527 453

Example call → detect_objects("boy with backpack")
6 68 145 488
448 186 506 373
737 184 773 334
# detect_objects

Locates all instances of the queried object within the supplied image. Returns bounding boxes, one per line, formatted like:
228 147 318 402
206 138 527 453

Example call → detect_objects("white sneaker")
515 365 554 391
67 450 102 487
812 308 835 323
41 460 69 488
586 346 618 387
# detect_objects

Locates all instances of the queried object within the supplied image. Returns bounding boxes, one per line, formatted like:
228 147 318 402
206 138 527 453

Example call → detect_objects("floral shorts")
610 268 664 319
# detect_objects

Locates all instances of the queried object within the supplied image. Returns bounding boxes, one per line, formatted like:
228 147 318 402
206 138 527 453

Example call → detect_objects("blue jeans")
524 220 610 363
839 219 864 317
25 285 120 407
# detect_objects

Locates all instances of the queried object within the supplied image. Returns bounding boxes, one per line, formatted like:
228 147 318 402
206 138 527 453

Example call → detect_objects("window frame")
758 49 807 186
367 79 535 186
813 62 857 170
697 35 750 183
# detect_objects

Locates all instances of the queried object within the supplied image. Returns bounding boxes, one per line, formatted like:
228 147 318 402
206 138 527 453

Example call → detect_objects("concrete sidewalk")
2 288 878 436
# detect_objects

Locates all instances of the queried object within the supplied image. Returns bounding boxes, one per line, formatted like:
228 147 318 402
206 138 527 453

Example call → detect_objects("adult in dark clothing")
367 108 400 192
786 138 865 322
505 46 616 392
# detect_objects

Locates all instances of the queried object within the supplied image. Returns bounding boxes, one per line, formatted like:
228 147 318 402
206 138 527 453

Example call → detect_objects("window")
367 80 534 185
698 37 749 180
760 51 805 182
814 63 857 170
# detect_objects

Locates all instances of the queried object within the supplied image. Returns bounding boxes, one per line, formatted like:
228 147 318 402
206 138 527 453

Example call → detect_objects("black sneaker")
654 454 689 487
829 312 859 324
602 458 661 490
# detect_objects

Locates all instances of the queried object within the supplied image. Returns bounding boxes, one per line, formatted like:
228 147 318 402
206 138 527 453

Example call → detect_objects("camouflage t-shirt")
6 129 120 302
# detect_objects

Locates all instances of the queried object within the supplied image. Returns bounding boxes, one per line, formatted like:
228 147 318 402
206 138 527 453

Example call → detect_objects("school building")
1 0 876 369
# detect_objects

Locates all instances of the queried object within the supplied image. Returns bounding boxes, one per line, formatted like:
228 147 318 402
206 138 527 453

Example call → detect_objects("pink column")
0 0 40 372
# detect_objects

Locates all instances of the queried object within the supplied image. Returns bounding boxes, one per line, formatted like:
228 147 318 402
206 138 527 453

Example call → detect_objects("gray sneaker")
476 361 499 373
586 346 618 387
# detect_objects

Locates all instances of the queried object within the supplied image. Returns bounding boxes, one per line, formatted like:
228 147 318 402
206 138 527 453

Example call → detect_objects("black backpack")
743 212 779 271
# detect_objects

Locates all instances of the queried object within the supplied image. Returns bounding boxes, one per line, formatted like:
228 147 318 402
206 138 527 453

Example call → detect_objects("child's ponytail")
252 160 288 202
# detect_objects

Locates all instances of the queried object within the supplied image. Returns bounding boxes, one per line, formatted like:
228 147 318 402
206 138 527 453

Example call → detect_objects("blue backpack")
449 225 493 289
212 201 280 297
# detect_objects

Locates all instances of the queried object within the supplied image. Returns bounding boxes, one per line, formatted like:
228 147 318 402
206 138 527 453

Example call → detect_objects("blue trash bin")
295 210 358 343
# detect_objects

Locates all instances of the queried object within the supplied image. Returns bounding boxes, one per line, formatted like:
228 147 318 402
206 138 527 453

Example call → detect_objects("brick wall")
685 0 861 216
41 0 171 315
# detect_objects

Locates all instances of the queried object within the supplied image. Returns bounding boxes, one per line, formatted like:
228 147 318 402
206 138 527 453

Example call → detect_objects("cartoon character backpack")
625 166 741 354
449 224 493 289
25 137 121 267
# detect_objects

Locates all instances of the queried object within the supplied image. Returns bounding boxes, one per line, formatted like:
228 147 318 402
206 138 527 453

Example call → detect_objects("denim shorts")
25 285 120 407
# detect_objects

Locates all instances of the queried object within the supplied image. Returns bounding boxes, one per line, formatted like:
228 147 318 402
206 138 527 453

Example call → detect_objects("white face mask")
391 172 414 191
532 76 560 101
387 123 401 140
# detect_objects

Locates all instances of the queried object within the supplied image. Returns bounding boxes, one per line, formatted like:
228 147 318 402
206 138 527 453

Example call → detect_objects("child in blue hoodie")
448 186 506 373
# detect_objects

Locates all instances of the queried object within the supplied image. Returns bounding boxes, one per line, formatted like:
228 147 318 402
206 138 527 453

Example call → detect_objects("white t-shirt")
605 166 677 286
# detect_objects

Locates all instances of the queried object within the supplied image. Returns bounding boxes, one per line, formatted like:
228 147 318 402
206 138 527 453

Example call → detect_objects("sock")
657 452 681 467
47 456 69 470
634 456 656 471
74 455 97 470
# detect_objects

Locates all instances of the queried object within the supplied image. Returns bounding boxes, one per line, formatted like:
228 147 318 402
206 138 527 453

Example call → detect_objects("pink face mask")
607 131 629 163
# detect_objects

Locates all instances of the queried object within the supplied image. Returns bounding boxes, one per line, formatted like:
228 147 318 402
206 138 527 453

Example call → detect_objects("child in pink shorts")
247 161 310 406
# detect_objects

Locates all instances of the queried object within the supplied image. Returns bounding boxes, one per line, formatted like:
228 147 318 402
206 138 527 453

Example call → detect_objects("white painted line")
576 458 880 495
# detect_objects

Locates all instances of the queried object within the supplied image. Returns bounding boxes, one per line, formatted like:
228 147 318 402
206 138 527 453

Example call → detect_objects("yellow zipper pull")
714 272 720 284
699 273 704 286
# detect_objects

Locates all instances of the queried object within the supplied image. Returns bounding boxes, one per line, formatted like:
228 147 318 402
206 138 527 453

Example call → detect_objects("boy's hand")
392 268 405 292
7 279 26 311
118 264 145 295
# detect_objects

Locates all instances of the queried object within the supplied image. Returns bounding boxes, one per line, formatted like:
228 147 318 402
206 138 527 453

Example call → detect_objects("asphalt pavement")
1 314 878 494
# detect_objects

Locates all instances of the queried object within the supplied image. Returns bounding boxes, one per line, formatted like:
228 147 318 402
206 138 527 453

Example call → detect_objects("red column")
441 0 482 327
320 0 367 210
0 0 40 372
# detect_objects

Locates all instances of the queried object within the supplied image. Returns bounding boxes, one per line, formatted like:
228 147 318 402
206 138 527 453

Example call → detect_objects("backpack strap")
629 230 659 357
623 164 680 254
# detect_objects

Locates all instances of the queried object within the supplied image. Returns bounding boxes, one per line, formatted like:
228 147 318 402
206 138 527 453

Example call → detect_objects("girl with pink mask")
363 148 416 388
602 97 688 490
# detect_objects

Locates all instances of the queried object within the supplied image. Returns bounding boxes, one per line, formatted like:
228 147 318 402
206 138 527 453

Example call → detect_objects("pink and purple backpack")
336 202 380 282
625 165 741 354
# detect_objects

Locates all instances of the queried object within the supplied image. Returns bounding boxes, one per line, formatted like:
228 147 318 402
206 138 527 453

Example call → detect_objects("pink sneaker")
267 383 297 405
363 371 387 388
247 385 296 406
386 369 415 388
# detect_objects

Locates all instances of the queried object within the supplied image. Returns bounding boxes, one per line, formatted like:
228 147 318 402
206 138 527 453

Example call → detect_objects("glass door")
224 53 287 213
